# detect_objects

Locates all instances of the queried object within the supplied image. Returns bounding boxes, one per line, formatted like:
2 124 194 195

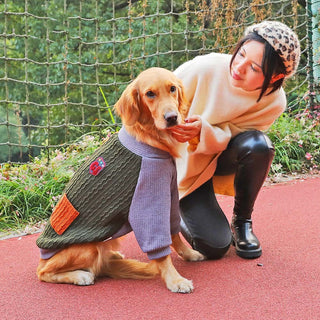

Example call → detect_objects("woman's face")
230 40 265 91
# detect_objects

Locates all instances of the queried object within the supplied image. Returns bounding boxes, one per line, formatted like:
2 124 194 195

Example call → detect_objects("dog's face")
115 68 188 130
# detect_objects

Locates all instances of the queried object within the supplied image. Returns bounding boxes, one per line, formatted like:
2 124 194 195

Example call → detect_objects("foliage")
0 0 309 162
0 129 114 232
0 106 30 162
268 108 320 174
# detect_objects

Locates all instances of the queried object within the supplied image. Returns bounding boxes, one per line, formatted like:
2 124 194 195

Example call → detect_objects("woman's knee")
237 130 274 153
180 214 232 260
192 237 231 260
231 130 274 159
216 130 274 175
179 181 233 260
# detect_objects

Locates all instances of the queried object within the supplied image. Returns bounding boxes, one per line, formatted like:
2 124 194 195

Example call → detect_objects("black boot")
231 216 261 259
215 130 275 259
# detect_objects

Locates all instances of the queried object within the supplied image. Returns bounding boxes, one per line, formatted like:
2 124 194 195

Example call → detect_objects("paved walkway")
0 176 319 320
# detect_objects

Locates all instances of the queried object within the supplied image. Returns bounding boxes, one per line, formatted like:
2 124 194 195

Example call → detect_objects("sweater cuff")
195 119 231 155
147 246 172 260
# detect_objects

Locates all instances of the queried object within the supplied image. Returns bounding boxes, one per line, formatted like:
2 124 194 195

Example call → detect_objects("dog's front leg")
153 255 193 293
171 233 206 261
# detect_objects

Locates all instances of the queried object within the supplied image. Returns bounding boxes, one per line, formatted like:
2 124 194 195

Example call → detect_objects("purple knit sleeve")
170 161 181 235
128 157 179 260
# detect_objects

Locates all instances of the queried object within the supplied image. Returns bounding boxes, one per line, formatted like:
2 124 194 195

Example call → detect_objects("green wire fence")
0 0 319 163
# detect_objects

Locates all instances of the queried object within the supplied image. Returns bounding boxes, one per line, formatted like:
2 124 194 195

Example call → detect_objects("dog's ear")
176 79 189 120
114 81 140 126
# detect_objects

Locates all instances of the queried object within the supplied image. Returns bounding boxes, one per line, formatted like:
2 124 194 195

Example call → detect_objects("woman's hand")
168 115 202 143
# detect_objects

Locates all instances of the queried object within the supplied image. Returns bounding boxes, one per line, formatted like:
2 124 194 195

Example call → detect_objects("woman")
169 21 300 259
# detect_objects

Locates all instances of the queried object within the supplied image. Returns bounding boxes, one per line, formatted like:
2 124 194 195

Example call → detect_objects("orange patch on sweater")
50 194 79 235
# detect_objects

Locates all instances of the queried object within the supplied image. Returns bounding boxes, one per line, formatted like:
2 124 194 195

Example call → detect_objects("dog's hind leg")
37 243 100 285
38 269 95 285
171 233 206 261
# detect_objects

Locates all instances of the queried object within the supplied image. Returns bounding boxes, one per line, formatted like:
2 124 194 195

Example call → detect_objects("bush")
268 110 320 174
0 130 114 232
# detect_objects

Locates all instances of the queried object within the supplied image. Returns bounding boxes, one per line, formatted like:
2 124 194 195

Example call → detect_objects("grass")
0 131 114 232
0 110 319 233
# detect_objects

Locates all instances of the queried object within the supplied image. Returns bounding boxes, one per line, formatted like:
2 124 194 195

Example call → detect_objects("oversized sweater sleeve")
128 157 180 260
175 53 286 156
196 91 286 155
174 52 287 198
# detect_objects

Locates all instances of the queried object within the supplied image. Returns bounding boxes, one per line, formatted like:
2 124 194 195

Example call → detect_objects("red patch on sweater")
89 157 106 176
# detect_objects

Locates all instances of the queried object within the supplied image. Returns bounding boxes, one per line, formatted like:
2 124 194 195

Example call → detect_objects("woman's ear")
114 81 140 126
270 73 285 84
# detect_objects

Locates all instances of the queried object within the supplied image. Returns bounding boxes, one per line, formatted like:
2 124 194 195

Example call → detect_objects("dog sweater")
36 127 181 260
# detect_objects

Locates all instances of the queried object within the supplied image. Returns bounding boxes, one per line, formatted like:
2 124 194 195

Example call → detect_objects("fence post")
308 0 320 109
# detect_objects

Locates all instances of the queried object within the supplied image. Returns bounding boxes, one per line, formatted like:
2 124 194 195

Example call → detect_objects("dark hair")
230 32 286 102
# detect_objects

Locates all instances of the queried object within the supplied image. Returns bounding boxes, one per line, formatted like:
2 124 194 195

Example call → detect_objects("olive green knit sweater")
36 127 181 260
36 133 142 249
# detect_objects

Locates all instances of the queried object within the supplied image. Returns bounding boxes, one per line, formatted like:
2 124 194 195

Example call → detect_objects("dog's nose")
164 112 178 127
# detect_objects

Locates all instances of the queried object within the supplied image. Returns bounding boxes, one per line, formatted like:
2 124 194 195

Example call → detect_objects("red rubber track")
0 177 319 320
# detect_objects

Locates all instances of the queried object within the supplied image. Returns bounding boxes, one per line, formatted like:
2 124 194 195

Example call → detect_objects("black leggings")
179 130 275 259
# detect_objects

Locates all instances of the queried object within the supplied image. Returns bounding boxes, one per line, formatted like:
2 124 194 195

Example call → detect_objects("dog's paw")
167 277 194 293
181 248 206 262
188 249 206 261
73 271 95 286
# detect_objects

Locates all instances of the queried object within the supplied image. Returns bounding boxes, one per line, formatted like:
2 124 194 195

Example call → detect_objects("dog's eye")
146 91 156 98
170 86 176 93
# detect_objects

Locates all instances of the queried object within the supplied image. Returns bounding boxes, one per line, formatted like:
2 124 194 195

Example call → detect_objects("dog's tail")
103 258 158 280
95 241 158 280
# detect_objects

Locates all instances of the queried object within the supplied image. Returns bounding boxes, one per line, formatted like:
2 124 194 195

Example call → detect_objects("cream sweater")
174 53 287 198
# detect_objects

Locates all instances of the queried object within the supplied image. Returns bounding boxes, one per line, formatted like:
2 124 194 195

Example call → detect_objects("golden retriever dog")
36 68 205 293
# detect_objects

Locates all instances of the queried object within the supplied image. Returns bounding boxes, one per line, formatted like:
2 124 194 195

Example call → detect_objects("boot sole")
235 247 262 259
232 239 262 259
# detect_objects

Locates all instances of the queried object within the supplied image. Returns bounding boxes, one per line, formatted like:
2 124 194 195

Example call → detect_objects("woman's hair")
230 32 286 102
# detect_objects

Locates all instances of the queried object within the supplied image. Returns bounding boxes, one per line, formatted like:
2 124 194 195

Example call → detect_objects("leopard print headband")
245 21 300 78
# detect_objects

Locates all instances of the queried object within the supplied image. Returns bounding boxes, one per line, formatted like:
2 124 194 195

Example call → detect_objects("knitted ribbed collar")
118 126 172 159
